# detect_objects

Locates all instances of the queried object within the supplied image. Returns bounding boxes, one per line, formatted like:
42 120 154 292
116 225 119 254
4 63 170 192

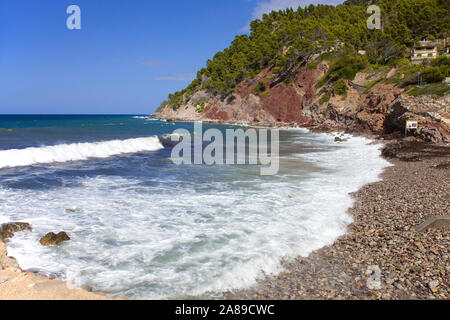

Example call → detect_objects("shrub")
193 98 208 107
155 100 168 113
333 79 348 96
431 56 450 67
319 93 330 104
407 83 450 98
422 67 445 83
307 61 318 70
252 81 266 95
396 58 411 68
261 91 271 98
328 55 368 82
364 78 384 93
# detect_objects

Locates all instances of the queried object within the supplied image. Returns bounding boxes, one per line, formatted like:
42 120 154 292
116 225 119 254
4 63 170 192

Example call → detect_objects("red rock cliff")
157 64 450 144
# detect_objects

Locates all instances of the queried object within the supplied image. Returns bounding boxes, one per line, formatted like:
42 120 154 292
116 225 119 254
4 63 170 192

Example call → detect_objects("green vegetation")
193 97 208 107
431 56 450 67
307 61 318 70
397 56 450 87
333 79 349 96
364 78 384 93
422 66 447 83
317 54 368 88
163 0 450 108
261 90 271 98
407 82 450 98
193 97 209 113
195 104 206 113
319 93 331 104
252 81 267 95
155 100 169 113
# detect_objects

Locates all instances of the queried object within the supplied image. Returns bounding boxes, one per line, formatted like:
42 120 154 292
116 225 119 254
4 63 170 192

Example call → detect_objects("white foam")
133 116 158 121
0 137 164 169
0 133 391 299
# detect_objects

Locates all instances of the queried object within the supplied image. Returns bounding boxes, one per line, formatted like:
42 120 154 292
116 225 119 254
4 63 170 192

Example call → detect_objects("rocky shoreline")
0 227 128 300
1 138 448 300
232 140 449 300
0 239 118 300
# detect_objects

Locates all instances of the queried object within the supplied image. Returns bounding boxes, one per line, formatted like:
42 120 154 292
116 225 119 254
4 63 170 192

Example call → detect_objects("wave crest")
0 137 164 169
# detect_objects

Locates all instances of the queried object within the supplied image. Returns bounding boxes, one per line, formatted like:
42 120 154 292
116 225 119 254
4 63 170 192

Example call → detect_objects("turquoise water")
0 115 390 299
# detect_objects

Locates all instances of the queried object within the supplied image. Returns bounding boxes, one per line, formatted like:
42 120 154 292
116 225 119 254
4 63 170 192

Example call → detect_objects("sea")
0 115 390 299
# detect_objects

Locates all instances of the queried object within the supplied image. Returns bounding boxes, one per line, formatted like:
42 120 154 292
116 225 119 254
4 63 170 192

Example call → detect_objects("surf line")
170 122 279 176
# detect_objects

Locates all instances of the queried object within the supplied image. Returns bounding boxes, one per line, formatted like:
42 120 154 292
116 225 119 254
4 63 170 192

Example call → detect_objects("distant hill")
156 0 449 144
158 0 448 110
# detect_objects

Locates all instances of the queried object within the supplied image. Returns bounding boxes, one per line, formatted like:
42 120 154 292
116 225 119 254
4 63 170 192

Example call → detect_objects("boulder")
334 136 348 143
39 232 71 246
0 222 32 242
81 285 93 292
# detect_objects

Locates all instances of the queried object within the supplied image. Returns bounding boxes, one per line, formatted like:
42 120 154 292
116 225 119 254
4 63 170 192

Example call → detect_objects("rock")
1 222 32 234
415 242 425 251
0 274 14 285
403 136 420 142
0 241 7 256
0 222 32 242
428 280 439 293
0 231 13 242
39 232 71 246
81 285 93 292
3 256 22 272
334 137 348 143
32 279 66 291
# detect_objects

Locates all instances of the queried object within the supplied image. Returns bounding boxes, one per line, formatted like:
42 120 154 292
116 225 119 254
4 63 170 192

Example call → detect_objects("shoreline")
155 116 384 140
232 140 449 300
0 239 121 300
1 126 448 299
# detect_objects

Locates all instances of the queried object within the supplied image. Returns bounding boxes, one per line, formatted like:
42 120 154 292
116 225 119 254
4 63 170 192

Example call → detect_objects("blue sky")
0 0 343 114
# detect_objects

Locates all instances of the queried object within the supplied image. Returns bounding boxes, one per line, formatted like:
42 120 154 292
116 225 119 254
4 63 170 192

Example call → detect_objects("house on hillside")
411 40 438 63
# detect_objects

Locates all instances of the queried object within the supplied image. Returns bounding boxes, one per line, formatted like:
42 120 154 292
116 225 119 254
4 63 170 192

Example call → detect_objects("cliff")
156 63 450 144
155 0 450 143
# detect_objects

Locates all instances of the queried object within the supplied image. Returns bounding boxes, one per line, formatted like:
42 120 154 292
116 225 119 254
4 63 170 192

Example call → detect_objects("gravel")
232 141 449 300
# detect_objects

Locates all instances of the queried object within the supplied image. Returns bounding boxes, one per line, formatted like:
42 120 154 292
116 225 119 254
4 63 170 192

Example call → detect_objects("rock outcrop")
39 232 71 246
157 66 449 144
0 222 32 242
157 64 322 127
0 241 22 272
385 95 450 144
1 238 117 300
0 227 120 300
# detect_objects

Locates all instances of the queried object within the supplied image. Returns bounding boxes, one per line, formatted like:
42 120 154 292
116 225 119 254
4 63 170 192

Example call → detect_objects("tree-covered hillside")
160 0 449 110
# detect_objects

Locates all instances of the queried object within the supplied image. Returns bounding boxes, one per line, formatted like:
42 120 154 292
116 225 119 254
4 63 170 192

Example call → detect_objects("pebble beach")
235 140 449 300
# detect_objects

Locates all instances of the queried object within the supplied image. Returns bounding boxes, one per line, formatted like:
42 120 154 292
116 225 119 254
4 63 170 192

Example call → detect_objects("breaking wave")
0 137 164 169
